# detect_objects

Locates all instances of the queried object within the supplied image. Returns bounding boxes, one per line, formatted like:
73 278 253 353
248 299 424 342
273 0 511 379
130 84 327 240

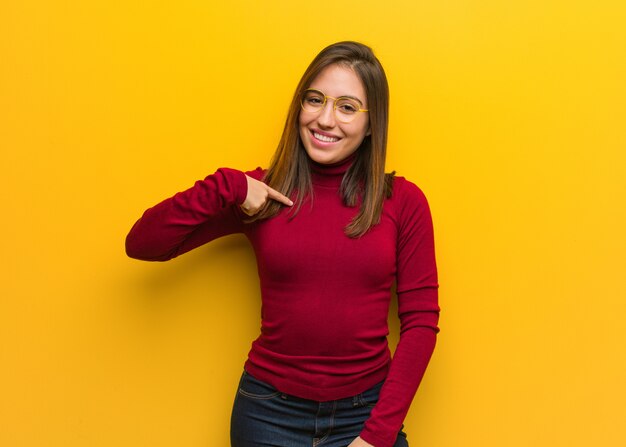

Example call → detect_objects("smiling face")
298 64 370 165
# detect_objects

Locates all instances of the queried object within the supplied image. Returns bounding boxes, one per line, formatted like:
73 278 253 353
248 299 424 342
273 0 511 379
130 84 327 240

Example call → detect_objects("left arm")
359 180 440 447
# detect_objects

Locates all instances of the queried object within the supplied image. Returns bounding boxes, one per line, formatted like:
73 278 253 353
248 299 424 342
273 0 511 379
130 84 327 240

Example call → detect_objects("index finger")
266 186 293 206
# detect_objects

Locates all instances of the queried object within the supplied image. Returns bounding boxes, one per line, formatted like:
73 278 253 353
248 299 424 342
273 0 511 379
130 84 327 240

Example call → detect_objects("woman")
126 41 439 447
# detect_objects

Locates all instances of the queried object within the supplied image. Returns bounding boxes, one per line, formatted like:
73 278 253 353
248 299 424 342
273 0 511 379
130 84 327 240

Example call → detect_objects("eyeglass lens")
301 90 362 123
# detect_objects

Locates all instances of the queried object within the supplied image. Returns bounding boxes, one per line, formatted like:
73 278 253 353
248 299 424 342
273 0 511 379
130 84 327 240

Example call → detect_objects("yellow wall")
2 1 625 445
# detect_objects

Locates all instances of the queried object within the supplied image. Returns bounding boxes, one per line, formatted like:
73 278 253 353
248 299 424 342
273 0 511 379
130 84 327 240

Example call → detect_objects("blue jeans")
230 371 408 447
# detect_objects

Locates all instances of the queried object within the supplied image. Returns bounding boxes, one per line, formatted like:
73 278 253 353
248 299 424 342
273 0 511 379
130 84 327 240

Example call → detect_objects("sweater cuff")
216 167 248 206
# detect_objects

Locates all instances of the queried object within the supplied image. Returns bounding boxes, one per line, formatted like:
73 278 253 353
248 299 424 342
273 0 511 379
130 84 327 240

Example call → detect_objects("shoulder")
386 175 434 230
389 176 430 208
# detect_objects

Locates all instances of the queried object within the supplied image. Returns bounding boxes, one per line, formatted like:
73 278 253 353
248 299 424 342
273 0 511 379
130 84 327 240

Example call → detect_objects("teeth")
313 132 339 143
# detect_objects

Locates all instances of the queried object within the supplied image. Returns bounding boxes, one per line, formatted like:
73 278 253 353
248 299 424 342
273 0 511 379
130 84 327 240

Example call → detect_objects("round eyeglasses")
300 89 368 123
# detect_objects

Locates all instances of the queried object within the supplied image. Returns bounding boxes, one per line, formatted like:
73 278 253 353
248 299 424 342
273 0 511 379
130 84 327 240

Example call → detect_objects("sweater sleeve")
360 179 440 447
125 167 256 262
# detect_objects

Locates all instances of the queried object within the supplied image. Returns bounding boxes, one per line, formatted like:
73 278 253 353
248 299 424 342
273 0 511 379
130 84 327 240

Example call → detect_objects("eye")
303 90 325 106
336 99 359 114
306 96 324 105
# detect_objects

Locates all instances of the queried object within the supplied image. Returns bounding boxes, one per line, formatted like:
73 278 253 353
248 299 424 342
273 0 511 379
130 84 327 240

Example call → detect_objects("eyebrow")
341 95 365 105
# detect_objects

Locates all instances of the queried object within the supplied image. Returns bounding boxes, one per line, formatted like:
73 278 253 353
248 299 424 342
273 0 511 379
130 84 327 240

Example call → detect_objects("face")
299 64 370 165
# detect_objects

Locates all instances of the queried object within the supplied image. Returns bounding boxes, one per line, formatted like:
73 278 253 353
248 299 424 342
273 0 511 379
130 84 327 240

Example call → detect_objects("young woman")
126 41 439 447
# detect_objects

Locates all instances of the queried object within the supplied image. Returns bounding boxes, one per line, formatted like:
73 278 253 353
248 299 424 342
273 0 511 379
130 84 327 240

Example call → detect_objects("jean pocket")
358 380 385 407
237 371 282 400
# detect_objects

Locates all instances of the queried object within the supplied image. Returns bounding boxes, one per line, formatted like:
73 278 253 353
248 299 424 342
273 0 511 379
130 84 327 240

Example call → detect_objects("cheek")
298 120 308 139
361 118 371 137
347 122 369 141
298 115 308 136
298 111 310 127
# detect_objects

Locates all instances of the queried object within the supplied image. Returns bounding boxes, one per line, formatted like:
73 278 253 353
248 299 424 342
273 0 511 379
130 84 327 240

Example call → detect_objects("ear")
366 126 371 137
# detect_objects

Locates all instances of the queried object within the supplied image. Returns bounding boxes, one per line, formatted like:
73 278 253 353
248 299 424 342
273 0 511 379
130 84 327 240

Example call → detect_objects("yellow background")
2 1 625 445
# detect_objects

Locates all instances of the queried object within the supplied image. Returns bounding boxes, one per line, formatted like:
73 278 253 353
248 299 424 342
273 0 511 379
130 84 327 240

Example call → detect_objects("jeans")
231 371 408 447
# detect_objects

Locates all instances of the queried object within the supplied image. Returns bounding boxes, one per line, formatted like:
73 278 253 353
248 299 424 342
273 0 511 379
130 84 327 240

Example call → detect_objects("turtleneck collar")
309 151 358 188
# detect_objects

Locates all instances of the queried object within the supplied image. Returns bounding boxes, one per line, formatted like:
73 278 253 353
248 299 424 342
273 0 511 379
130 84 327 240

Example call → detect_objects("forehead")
308 64 367 103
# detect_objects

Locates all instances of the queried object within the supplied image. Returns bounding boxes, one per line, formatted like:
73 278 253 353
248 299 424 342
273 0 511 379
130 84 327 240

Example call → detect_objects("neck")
309 152 357 187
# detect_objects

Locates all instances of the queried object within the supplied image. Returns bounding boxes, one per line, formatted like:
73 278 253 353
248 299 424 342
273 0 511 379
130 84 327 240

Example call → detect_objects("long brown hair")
253 41 394 238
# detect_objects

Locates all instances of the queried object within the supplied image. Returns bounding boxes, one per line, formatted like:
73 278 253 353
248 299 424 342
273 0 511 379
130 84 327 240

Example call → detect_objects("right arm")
125 167 292 262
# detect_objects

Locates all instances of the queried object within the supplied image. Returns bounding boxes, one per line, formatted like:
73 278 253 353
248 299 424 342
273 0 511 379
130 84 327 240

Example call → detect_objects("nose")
316 100 336 129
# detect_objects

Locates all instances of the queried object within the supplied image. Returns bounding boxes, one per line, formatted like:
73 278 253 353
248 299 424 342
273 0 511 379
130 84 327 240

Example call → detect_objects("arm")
360 179 440 447
125 167 251 262
125 167 293 262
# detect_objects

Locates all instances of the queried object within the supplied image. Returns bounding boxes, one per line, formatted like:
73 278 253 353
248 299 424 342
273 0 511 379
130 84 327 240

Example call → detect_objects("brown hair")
253 41 394 238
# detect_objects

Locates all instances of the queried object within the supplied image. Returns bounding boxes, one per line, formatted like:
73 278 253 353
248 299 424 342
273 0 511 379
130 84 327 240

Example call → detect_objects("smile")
312 131 340 143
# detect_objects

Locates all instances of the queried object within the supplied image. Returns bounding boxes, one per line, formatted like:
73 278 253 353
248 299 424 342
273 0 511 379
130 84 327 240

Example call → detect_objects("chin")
305 150 339 165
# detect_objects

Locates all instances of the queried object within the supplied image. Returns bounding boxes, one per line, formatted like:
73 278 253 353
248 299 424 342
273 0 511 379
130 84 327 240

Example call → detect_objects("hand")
347 436 374 447
240 174 293 216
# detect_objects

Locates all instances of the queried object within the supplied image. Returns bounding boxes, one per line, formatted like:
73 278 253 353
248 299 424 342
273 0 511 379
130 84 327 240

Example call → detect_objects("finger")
239 204 251 216
239 204 257 216
266 186 293 206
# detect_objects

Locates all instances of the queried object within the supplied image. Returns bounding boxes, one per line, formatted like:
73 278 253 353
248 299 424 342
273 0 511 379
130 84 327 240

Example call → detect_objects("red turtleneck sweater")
125 155 439 447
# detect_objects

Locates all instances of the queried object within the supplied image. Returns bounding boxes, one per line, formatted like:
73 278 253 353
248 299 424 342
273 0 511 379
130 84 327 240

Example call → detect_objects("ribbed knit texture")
126 157 439 447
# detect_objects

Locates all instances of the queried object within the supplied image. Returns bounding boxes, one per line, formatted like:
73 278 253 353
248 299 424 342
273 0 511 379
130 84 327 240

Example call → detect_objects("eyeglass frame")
299 88 369 123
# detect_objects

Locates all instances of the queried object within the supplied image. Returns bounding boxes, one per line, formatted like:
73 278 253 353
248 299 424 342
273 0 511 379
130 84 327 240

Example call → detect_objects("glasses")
300 89 368 123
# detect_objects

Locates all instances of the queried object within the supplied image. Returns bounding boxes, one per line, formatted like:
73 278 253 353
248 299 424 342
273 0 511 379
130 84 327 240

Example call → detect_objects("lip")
309 128 342 147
